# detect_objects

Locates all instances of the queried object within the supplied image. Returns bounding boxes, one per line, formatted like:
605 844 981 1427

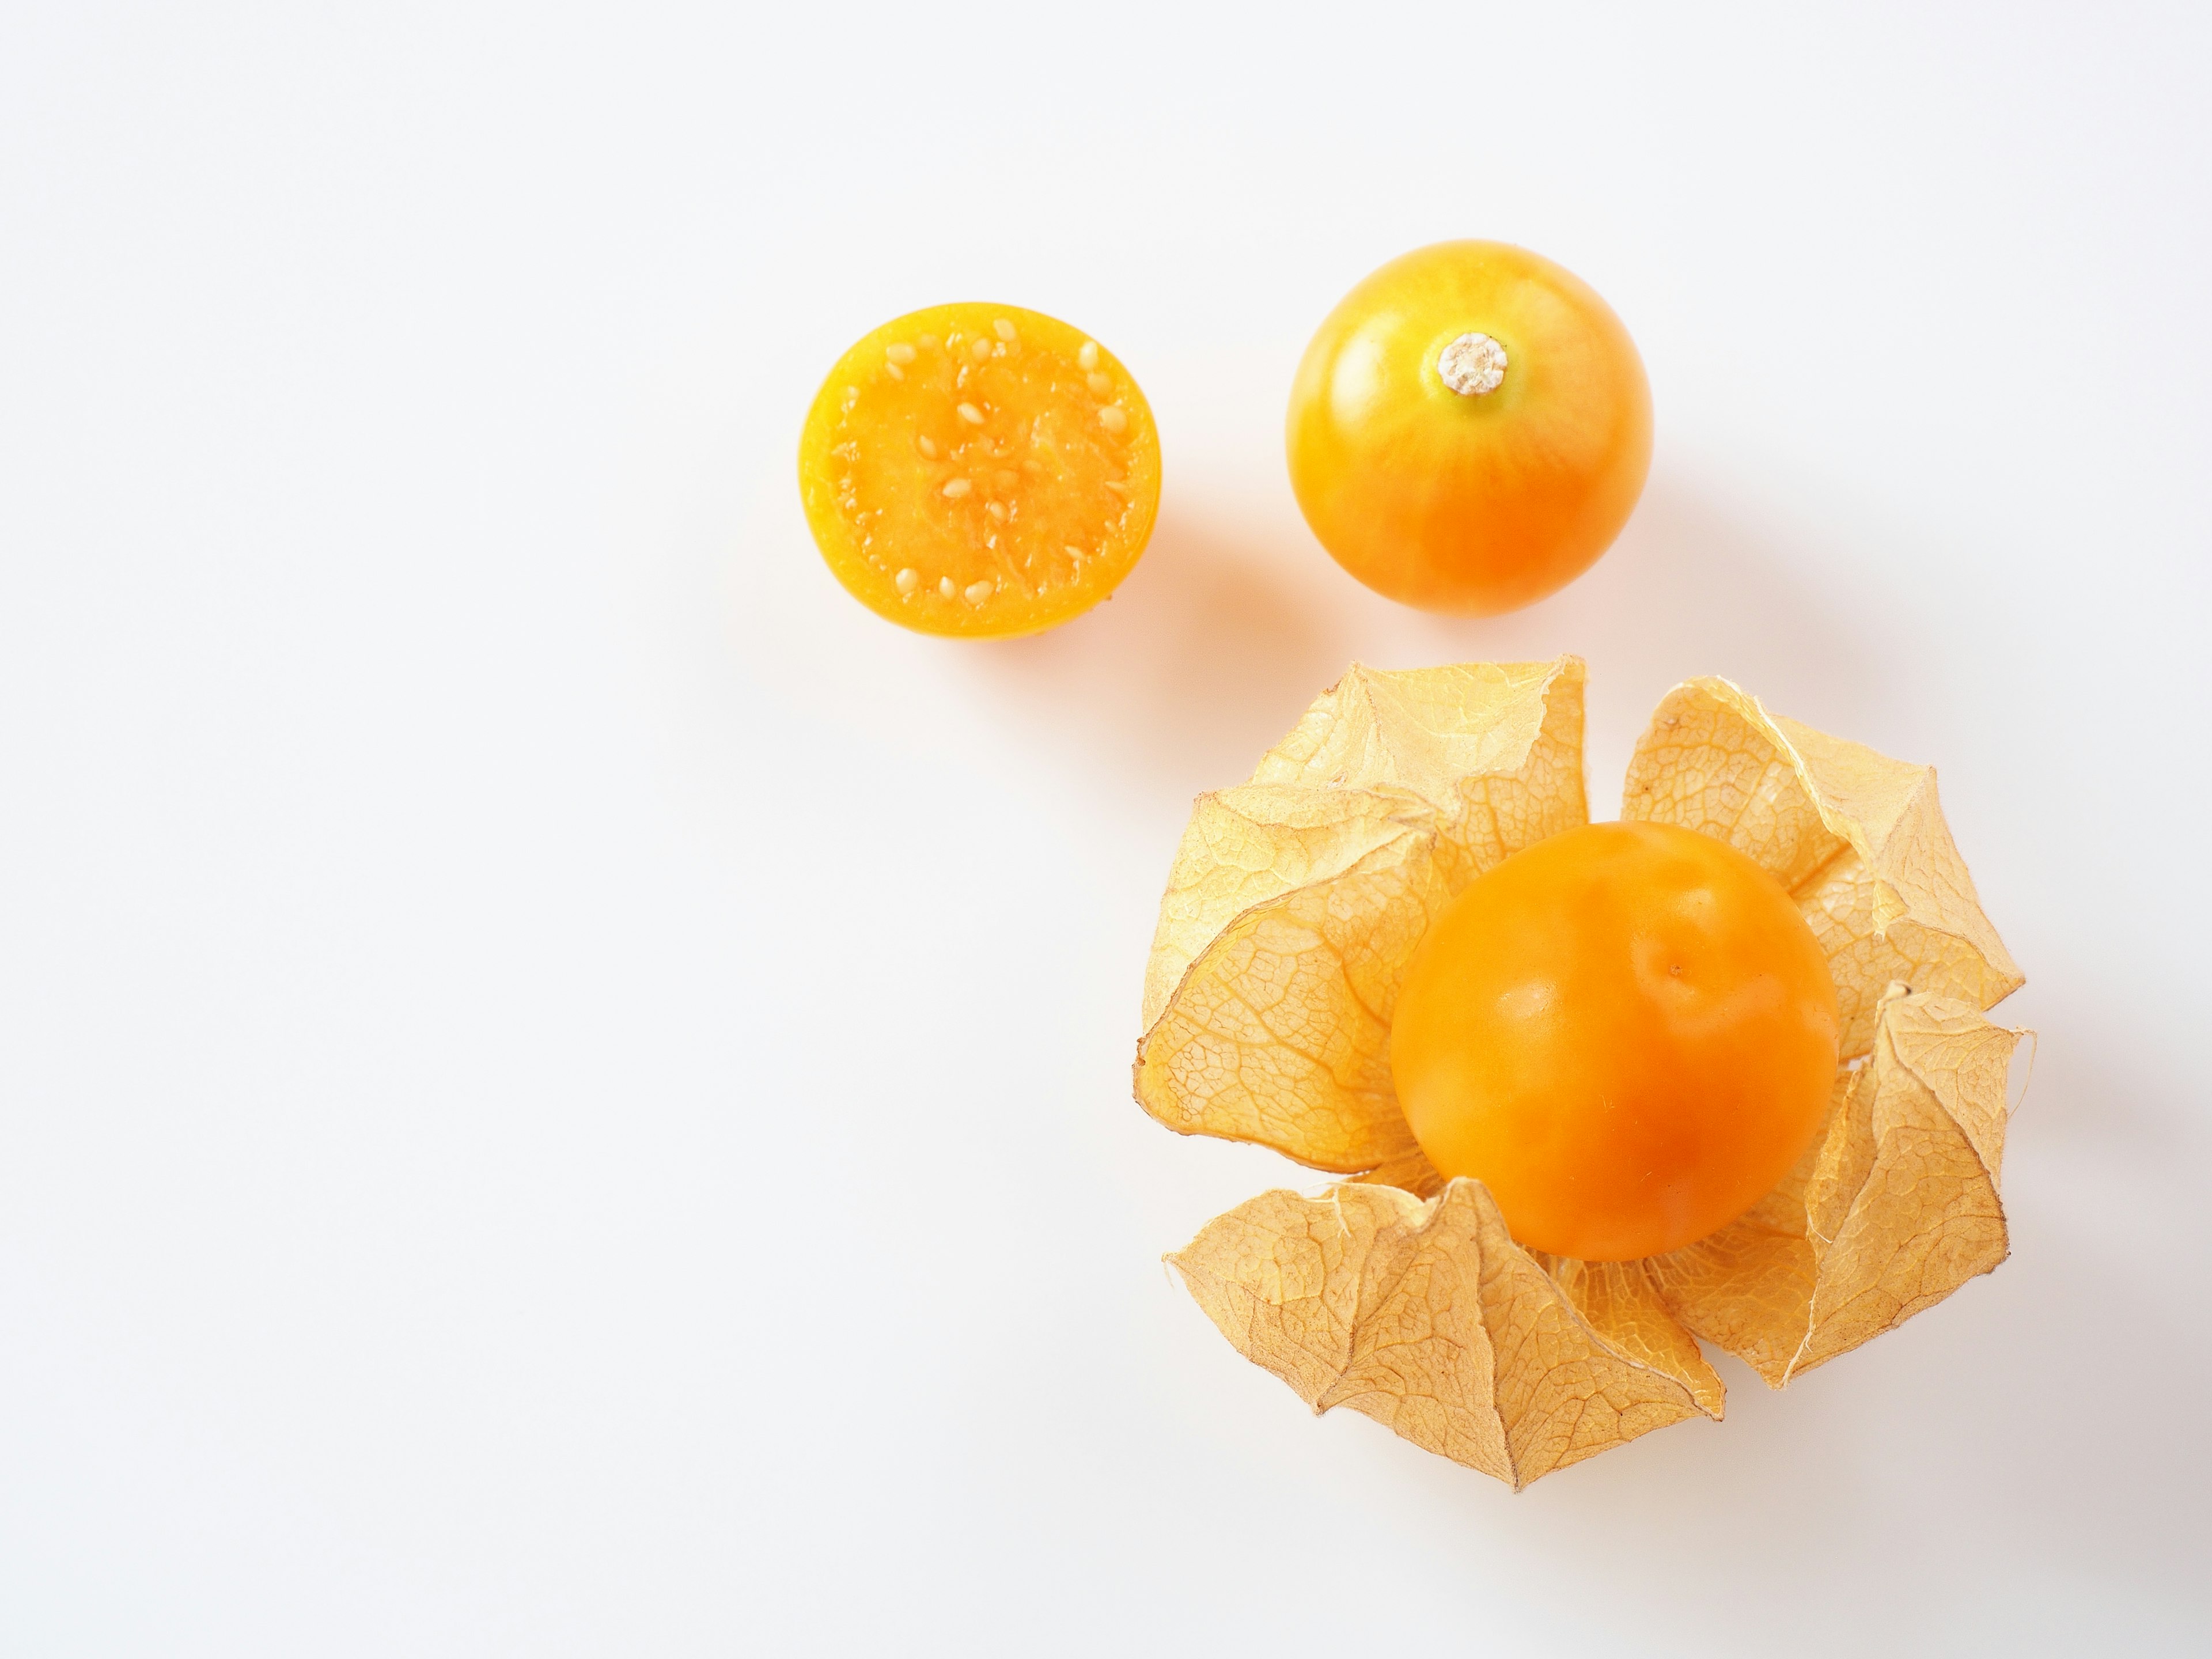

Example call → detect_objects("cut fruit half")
799 302 1161 638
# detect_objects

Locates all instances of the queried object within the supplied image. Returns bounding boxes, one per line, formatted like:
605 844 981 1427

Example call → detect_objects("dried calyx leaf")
1168 990 2021 1482
1652 987 2022 1383
1247 657 1589 889
1134 659 1585 1172
1169 1180 1718 1491
1622 678 2022 1057
1145 663 2027 1484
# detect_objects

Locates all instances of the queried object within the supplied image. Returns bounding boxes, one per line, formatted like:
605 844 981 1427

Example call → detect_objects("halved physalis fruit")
798 303 1161 638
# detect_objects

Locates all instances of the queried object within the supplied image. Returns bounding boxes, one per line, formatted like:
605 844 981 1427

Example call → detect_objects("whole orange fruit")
1287 241 1651 614
1389 821 1839 1260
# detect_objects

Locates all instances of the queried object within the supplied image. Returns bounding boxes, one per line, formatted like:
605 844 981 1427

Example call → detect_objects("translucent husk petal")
1135 659 1587 1172
1649 987 2021 1383
1248 658 1589 891
1621 678 2023 1057
1143 662 2027 1480
1168 1180 1718 1490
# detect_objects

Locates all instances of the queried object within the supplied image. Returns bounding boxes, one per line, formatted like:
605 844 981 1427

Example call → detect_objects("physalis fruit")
1138 660 2027 1486
1392 820 1841 1262
1287 242 1651 615
799 303 1161 638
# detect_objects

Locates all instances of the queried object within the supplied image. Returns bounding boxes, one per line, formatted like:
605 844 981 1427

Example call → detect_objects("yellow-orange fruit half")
799 302 1161 639
1389 821 1840 1260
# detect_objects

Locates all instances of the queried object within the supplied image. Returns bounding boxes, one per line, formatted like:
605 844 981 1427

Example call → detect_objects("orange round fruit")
1286 241 1651 615
798 303 1161 638
1389 821 1839 1261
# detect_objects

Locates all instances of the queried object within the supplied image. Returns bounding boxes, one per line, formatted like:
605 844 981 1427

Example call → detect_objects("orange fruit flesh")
798 303 1161 639
1389 821 1840 1261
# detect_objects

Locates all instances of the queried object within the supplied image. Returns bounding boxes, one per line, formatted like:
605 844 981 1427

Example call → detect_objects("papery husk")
1168 1179 1720 1491
1143 663 2027 1483
1169 991 2017 1483
1134 658 1586 1172
1621 678 2023 1058
1652 986 2022 1383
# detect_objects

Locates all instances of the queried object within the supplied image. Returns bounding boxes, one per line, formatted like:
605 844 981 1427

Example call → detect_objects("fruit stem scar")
1438 332 1508 396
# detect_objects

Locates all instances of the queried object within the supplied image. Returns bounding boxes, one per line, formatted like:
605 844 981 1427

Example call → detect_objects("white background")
3 3 2207 1654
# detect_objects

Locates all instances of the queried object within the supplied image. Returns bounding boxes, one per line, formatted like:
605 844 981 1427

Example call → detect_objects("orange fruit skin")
798 302 1161 639
1389 822 1839 1261
1286 241 1652 615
